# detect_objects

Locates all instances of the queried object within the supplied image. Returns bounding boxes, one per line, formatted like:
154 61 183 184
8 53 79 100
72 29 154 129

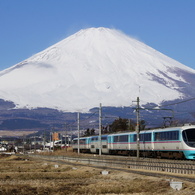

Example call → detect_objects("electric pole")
136 97 140 159
64 123 67 152
23 134 25 154
77 112 80 154
49 131 52 151
34 135 36 152
43 129 46 151
99 103 102 156
52 128 54 152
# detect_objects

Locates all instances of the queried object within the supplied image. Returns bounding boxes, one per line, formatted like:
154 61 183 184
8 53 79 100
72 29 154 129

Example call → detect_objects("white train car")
89 135 109 154
108 133 130 155
72 124 195 160
72 137 91 153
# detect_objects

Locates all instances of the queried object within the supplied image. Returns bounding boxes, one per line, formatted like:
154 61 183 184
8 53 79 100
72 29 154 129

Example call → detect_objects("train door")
101 135 109 154
107 135 113 154
90 136 98 153
151 131 155 150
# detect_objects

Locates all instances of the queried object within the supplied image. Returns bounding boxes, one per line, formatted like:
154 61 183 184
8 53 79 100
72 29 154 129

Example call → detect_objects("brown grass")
0 154 194 195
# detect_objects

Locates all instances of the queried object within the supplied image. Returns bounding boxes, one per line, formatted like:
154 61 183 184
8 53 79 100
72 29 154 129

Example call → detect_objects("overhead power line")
158 97 195 108
65 110 99 129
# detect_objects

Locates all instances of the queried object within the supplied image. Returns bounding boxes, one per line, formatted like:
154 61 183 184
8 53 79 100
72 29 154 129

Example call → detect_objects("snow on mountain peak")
0 27 195 112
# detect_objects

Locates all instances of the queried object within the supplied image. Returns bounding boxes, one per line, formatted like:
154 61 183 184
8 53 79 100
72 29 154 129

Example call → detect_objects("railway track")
26 154 195 182
27 154 195 183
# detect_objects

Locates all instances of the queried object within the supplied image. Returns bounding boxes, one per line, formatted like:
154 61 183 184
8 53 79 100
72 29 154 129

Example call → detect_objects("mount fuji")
0 27 195 113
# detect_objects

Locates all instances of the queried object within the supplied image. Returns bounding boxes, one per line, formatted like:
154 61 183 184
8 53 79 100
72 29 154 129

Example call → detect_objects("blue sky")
0 0 195 70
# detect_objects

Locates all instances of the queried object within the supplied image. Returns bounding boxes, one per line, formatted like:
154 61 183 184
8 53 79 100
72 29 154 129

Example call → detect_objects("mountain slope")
0 27 195 112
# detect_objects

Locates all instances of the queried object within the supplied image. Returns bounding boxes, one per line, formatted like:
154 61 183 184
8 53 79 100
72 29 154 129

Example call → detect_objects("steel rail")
27 154 195 183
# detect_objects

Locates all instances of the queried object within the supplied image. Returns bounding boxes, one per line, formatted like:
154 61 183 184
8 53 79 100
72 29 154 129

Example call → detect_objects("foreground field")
0 154 194 195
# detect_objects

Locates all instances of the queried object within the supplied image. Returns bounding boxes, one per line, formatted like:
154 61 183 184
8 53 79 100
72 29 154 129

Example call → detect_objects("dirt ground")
0 154 194 195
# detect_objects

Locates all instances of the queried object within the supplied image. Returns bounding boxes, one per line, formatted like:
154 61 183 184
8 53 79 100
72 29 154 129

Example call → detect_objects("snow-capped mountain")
0 27 195 112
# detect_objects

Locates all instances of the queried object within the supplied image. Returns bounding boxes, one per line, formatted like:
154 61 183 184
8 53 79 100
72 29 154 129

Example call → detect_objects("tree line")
83 117 146 136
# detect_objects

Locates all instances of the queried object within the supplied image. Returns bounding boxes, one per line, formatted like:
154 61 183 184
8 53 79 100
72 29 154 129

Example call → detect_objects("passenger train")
72 124 195 160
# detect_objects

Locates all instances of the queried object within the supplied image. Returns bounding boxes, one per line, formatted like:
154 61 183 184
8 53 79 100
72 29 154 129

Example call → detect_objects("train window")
102 145 107 148
91 137 98 141
133 134 137 142
73 140 78 144
173 131 178 140
154 131 179 141
155 133 160 141
120 135 128 142
92 136 107 141
101 136 107 140
134 133 151 142
140 133 151 141
182 129 195 147
113 135 128 142
114 136 119 142
79 139 86 144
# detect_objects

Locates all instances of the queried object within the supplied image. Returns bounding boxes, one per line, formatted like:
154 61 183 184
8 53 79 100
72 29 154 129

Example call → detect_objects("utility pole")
77 112 80 154
50 132 52 151
23 134 25 154
34 136 36 152
135 97 140 159
52 128 54 152
99 103 102 156
70 125 73 147
43 130 46 151
61 130 63 149
64 123 67 152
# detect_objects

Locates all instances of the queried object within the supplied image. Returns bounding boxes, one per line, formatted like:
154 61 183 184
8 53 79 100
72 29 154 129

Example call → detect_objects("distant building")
52 132 60 141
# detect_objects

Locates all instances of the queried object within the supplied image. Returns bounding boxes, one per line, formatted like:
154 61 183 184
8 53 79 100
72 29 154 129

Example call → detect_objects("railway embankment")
29 153 195 175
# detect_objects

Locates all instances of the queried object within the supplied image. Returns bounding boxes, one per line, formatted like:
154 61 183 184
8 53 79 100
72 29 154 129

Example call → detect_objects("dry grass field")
0 153 194 195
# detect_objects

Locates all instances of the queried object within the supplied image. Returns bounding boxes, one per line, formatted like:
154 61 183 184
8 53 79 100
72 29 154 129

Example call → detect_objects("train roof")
72 125 195 139
107 125 195 136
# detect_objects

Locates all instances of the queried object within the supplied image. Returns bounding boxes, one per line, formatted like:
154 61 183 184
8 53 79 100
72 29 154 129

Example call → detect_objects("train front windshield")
182 128 195 147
